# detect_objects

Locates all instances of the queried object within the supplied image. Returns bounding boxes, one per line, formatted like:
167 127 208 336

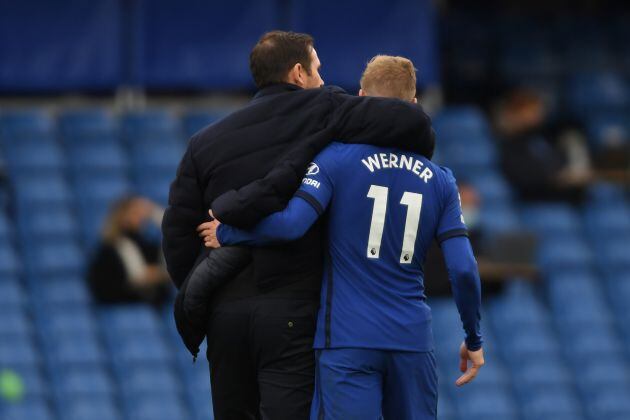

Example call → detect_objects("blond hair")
360 55 417 101
102 196 136 244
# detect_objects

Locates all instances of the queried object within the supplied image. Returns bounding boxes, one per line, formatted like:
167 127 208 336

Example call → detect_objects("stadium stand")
1 101 630 419
1 9 630 417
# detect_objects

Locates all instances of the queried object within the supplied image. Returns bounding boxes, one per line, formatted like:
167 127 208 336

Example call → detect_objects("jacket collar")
253 83 303 100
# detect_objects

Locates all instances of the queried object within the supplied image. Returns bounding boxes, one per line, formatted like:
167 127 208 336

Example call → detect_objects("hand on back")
197 210 222 248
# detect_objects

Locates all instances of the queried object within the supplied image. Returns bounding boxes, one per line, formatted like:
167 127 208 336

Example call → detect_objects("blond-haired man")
200 56 484 419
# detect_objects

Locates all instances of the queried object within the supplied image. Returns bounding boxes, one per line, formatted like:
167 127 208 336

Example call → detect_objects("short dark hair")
249 31 314 89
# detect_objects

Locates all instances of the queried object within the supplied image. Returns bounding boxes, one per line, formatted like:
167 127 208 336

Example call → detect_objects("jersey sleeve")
436 168 468 244
293 145 338 216
216 197 320 246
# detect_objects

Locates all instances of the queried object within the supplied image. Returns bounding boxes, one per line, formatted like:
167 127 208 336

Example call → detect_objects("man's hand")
197 210 222 248
455 341 484 386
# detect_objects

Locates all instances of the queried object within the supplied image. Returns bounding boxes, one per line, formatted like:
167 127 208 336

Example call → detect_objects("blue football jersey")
296 142 468 351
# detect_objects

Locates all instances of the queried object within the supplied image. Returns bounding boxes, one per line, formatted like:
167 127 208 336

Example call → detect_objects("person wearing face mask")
87 196 171 306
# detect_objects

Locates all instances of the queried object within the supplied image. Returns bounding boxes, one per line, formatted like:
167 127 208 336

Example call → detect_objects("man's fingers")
459 357 468 373
197 222 214 232
455 365 480 387
200 227 217 236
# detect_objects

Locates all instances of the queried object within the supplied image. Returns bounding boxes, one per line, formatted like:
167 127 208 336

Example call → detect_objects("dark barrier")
0 0 122 92
0 0 437 92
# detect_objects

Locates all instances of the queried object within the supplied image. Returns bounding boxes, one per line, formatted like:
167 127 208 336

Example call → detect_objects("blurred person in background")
495 89 593 203
88 196 170 306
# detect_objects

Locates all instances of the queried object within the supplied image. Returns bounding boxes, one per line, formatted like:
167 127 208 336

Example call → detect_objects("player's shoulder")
436 165 457 183
432 165 460 199
314 141 369 163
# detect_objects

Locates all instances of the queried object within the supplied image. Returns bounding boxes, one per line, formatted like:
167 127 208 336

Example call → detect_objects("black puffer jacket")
174 247 251 358
164 83 435 356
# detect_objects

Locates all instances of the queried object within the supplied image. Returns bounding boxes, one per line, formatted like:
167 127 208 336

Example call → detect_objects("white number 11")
366 185 423 264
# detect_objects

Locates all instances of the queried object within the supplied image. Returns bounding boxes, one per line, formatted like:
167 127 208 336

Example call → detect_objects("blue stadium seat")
129 142 182 178
32 277 91 306
586 386 630 420
586 182 626 205
67 143 128 175
433 106 490 142
46 333 106 367
437 138 498 175
0 211 11 240
52 366 115 397
75 174 130 201
499 326 560 360
521 204 582 237
2 399 54 420
0 310 32 336
584 204 630 237
537 238 593 271
14 175 73 208
580 359 630 389
0 279 27 308
468 171 514 205
58 109 117 144
479 204 520 233
455 386 519 419
17 206 79 241
106 332 172 368
59 395 122 420
122 110 181 142
99 305 162 334
118 365 180 396
598 239 630 273
0 244 21 275
4 141 65 175
0 335 40 366
547 273 601 302
0 109 54 141
564 330 624 363
548 274 612 325
516 358 573 390
489 293 549 331
520 387 583 420
605 272 630 317
38 307 97 337
27 241 84 276
123 395 189 420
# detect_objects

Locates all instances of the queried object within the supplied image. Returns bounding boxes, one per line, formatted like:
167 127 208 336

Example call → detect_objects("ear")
286 63 302 86
359 88 366 97
411 97 418 104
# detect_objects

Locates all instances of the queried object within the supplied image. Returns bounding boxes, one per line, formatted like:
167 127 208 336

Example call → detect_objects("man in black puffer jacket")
162 31 434 420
